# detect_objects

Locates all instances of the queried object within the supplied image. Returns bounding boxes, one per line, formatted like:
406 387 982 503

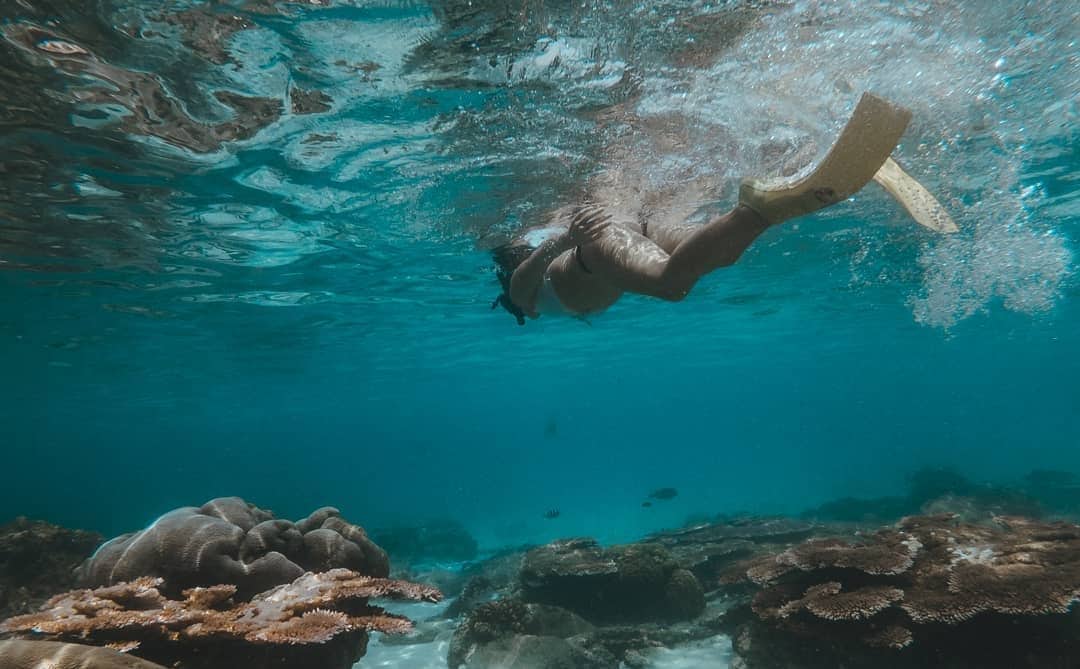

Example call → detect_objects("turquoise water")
1 0 1077 549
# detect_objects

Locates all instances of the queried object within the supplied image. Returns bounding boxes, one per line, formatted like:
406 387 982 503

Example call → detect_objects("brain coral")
0 639 168 668
77 498 388 598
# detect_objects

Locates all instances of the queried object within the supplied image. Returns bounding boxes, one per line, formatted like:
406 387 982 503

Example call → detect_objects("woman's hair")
491 242 534 325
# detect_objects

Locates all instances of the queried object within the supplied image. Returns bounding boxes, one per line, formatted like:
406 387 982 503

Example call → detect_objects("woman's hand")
566 205 612 246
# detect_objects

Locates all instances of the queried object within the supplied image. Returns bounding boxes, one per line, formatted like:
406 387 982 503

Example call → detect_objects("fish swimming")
543 509 561 519
648 487 678 501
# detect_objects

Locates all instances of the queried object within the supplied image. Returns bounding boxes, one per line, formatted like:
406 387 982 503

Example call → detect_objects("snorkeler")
492 93 956 324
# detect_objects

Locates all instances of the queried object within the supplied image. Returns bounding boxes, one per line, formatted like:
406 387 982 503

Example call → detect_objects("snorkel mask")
492 292 526 325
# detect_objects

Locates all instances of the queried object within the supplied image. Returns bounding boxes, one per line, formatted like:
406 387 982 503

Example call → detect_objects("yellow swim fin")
872 157 958 233
739 92 913 224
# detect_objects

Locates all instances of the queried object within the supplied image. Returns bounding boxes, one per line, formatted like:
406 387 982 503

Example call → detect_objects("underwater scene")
1 0 1078 667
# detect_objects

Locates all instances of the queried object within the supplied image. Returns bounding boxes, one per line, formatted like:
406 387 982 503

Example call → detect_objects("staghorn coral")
731 514 1080 669
0 639 168 668
1 569 442 669
77 498 388 599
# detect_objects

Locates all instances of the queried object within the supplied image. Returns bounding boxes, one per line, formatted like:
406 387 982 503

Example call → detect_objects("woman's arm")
509 207 612 316
509 234 574 316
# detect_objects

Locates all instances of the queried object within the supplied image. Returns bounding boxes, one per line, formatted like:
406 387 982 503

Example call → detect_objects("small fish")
543 509 561 520
648 487 679 501
641 501 653 508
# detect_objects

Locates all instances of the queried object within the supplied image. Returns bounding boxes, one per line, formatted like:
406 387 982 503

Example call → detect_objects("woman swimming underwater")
492 92 956 324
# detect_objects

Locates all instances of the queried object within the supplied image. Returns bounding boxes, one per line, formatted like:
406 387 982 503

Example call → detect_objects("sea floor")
363 636 734 669
363 597 734 668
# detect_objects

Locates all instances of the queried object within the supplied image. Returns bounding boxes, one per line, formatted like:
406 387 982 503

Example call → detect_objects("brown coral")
863 625 914 650
1 569 442 669
736 513 1080 666
747 530 921 585
0 517 102 618
76 498 388 599
801 585 904 621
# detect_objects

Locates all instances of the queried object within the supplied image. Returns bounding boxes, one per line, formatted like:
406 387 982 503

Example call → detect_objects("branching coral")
1 569 442 669
77 498 389 598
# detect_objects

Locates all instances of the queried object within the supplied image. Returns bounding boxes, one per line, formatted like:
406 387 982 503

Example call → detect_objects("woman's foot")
739 92 912 225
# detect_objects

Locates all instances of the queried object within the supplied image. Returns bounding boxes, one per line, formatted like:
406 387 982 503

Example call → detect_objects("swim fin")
872 157 958 233
739 92 912 224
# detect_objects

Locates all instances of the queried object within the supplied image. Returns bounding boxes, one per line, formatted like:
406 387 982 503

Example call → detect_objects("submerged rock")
447 598 596 668
442 546 530 619
799 495 916 524
644 517 818 589
519 539 705 624
464 634 613 669
0 517 101 618
448 596 727 669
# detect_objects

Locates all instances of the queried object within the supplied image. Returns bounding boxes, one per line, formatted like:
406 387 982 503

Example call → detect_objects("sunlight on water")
2 0 1074 328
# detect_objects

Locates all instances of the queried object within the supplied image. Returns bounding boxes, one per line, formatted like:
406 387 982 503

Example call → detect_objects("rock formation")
0 518 102 618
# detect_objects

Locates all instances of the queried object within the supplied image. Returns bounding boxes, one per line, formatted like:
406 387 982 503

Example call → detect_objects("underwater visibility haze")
1 2 1079 664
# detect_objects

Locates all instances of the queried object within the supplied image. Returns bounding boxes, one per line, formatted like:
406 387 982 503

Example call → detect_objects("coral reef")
0 639 168 668
519 538 705 624
0 518 102 618
644 517 817 590
372 518 479 565
799 495 914 524
442 547 530 620
800 467 1045 525
77 498 388 598
730 514 1080 668
1 568 442 669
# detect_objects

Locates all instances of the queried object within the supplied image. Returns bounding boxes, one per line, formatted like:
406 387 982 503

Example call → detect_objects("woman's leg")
579 93 917 302
581 204 770 301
